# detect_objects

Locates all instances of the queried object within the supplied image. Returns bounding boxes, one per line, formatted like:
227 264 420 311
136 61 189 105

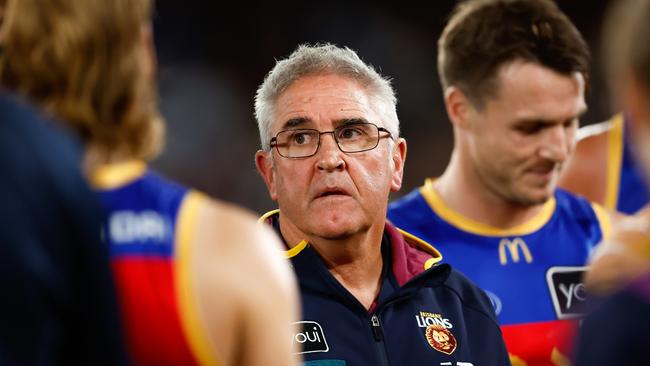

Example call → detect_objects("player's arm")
192 199 300 366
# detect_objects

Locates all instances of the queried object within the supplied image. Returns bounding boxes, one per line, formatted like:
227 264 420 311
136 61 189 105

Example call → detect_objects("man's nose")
538 125 574 163
316 133 345 171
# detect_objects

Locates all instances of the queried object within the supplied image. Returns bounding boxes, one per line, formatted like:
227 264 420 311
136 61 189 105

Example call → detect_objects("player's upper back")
91 161 188 257
90 161 208 366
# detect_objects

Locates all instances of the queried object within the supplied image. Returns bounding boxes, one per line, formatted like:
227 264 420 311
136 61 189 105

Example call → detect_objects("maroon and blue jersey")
388 181 610 365
91 161 218 366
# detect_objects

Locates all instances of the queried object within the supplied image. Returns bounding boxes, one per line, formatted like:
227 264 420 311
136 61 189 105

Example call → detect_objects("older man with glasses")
254 43 510 366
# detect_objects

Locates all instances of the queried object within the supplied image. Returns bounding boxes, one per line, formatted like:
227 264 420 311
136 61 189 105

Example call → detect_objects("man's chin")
308 221 358 241
515 188 554 206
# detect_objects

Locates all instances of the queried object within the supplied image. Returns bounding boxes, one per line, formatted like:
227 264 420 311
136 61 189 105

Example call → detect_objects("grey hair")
254 43 399 150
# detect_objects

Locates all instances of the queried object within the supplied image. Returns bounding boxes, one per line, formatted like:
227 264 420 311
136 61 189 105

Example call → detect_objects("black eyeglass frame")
269 122 393 159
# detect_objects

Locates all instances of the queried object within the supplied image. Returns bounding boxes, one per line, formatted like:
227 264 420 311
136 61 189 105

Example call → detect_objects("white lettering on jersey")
109 210 168 243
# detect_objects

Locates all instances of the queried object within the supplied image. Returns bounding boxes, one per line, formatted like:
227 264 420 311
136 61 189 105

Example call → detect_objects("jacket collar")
259 209 443 286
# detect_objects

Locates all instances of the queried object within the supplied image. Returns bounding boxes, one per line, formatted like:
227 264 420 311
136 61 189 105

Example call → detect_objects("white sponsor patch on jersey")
109 210 169 244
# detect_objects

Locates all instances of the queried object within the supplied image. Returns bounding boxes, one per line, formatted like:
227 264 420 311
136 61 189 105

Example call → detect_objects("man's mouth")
526 162 559 176
314 187 351 199
317 189 348 198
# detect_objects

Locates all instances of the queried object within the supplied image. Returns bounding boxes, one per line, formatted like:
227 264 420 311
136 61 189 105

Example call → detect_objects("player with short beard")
388 0 615 364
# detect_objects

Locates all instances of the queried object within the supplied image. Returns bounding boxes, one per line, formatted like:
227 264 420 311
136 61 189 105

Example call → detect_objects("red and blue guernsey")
604 114 649 214
90 161 218 366
261 210 511 366
388 180 611 366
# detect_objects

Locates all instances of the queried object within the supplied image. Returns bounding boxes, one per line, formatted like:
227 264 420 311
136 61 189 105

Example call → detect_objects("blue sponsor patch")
303 360 346 366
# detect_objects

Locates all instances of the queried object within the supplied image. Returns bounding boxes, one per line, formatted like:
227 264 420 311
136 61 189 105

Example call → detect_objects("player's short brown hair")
438 0 590 109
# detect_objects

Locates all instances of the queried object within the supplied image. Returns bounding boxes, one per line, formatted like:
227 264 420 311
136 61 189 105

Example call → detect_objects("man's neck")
84 145 137 174
279 215 385 310
436 154 547 229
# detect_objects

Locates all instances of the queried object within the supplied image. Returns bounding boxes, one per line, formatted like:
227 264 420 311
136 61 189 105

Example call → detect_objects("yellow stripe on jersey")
605 114 625 211
285 240 309 258
550 347 571 366
420 179 556 237
258 210 310 258
397 228 443 268
258 209 280 224
89 160 147 189
591 202 612 241
175 191 220 366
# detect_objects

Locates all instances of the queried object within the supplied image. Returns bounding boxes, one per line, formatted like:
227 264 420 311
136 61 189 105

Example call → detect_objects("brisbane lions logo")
425 325 457 355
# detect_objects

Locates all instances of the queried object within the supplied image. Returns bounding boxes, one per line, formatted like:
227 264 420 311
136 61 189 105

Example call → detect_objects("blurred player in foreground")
574 0 650 364
0 93 130 365
1 0 128 364
0 0 299 365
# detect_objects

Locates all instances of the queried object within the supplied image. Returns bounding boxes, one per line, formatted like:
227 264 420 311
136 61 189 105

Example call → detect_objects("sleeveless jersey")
91 161 217 366
388 180 611 366
605 114 650 214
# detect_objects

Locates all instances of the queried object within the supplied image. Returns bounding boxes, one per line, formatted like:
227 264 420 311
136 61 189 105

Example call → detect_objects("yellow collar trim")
89 160 147 189
605 114 625 211
285 240 309 258
258 209 280 224
397 228 443 268
259 209 310 258
420 178 556 237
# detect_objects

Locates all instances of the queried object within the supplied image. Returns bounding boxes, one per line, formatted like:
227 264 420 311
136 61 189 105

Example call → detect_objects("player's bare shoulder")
559 119 612 204
189 196 299 366
192 196 296 297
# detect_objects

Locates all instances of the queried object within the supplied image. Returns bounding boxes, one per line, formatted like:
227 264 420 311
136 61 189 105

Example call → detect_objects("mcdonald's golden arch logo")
498 238 533 265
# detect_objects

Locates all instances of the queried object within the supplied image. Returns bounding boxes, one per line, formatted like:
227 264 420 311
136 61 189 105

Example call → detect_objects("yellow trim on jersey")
509 354 527 366
605 114 625 211
591 202 612 241
420 179 556 237
423 258 438 270
175 191 220 366
89 160 147 189
550 347 571 366
397 228 443 268
258 209 280 224
285 240 309 258
258 210 309 258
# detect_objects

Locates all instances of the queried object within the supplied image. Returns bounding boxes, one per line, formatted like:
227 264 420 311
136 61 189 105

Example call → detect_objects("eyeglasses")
269 122 393 158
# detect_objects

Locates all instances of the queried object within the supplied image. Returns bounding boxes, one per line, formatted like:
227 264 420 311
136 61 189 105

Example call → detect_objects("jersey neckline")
90 160 147 189
419 178 557 237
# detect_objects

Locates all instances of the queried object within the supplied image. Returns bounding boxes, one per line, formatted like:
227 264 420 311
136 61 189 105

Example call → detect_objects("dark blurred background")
151 0 614 214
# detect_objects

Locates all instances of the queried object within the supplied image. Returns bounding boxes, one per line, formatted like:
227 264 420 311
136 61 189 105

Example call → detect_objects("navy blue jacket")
264 211 511 366
0 94 130 366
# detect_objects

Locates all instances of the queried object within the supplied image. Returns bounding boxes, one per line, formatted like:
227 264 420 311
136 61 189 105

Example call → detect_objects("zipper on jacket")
370 314 390 366
371 314 384 341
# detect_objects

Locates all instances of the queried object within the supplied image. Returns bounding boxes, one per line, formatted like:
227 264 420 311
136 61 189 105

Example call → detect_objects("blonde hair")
0 0 163 162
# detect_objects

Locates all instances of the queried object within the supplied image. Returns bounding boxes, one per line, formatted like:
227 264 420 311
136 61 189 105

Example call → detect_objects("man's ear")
255 150 278 201
390 138 407 192
444 86 474 130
